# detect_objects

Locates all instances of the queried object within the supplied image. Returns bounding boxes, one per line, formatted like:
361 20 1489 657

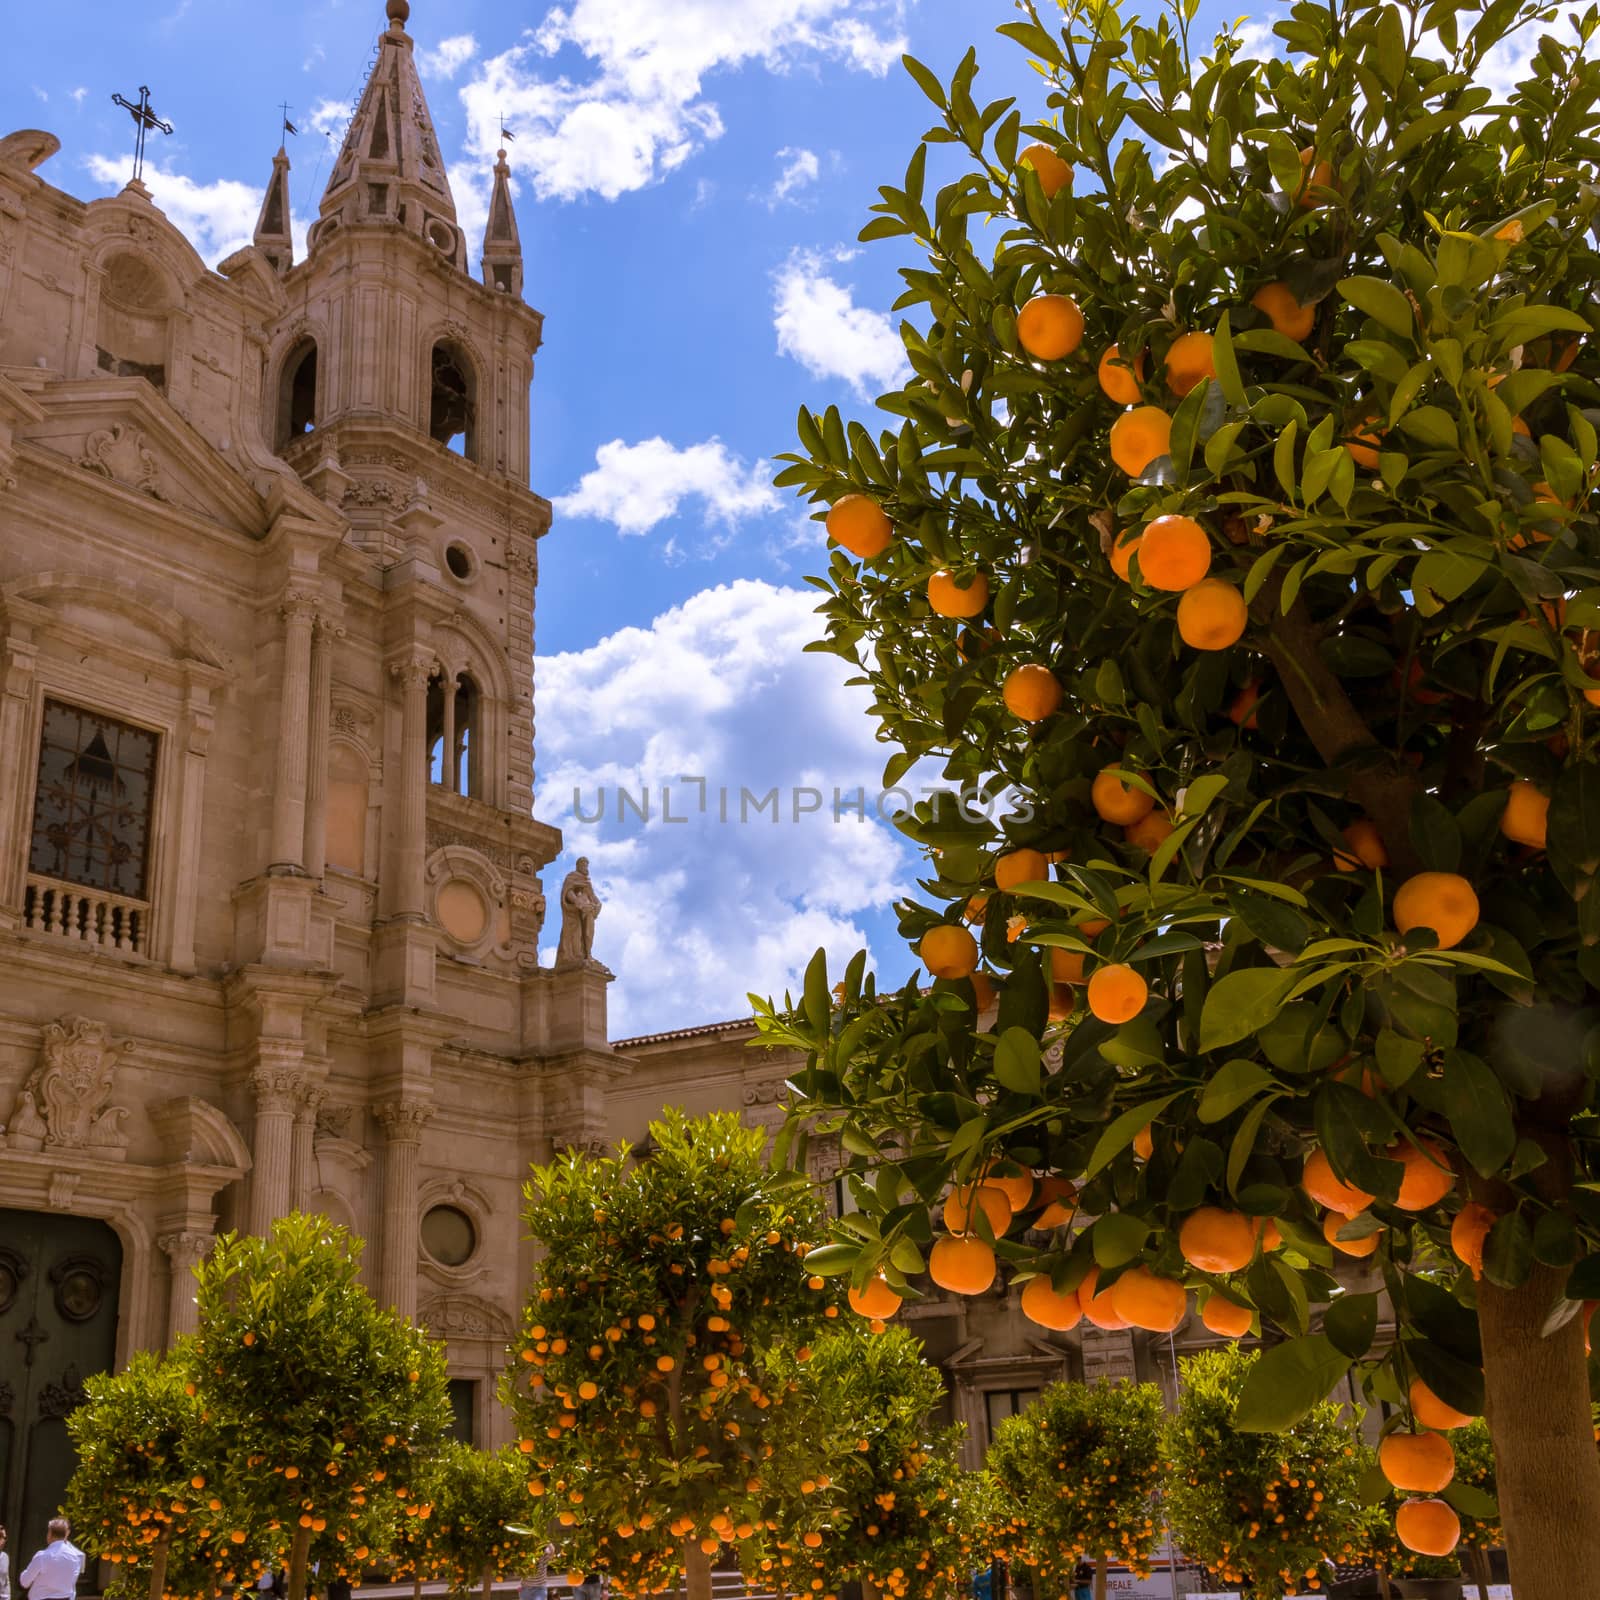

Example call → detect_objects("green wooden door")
0 1208 122 1556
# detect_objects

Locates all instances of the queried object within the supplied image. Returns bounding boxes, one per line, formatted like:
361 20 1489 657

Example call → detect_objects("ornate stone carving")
79 423 162 498
389 656 433 690
5 1016 133 1157
158 1232 212 1272
316 1101 356 1142
375 1099 433 1142
280 587 321 623
37 1365 88 1420
251 1063 304 1116
47 1173 81 1209
418 1293 513 1340
555 857 601 966
742 1079 792 1108
341 478 399 509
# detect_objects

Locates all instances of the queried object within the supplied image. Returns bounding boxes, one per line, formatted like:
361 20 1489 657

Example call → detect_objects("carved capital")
375 1098 433 1143
158 1231 213 1272
251 1062 305 1116
281 588 322 625
388 655 434 691
297 1085 328 1123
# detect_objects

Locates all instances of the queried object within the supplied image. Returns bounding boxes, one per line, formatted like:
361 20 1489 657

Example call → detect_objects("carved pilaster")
290 1084 326 1211
376 1098 433 1315
246 1053 304 1234
303 614 342 878
269 587 320 874
388 652 433 919
159 1231 213 1343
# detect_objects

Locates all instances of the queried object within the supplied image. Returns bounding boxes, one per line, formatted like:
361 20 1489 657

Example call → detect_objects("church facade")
0 0 1322 1556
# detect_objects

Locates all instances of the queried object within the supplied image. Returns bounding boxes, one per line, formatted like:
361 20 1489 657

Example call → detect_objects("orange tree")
502 1110 837 1600
758 1325 990 1600
403 1442 542 1600
1164 1347 1370 1596
986 1379 1163 1600
191 1213 451 1600
64 1344 229 1600
759 0 1600 1590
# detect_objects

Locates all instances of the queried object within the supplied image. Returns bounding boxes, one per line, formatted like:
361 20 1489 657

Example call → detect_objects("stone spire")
314 0 465 267
253 145 295 274
481 148 524 297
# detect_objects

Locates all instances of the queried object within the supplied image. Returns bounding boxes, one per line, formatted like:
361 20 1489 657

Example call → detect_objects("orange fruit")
969 968 996 1010
1109 406 1173 476
1124 810 1174 852
1228 681 1261 730
1020 1275 1083 1331
1324 1210 1381 1257
1177 580 1248 650
1137 514 1212 590
1179 1207 1257 1274
1087 963 1148 1024
1076 1265 1129 1329
1295 146 1335 208
943 1183 1013 1237
825 493 893 559
1388 1136 1456 1210
995 848 1050 891
920 924 979 979
1500 779 1549 848
1098 344 1146 405
1393 871 1479 950
1379 1431 1455 1493
1250 282 1316 342
1091 767 1154 825
1410 1378 1475 1431
1302 1148 1375 1213
1109 1265 1187 1331
1334 817 1388 873
1132 1126 1154 1161
984 1164 1036 1211
929 1234 997 1294
1450 1202 1495 1278
1397 1498 1461 1557
847 1274 903 1321
927 569 989 619
1110 527 1142 581
1164 331 1217 398
1256 1217 1283 1252
1033 1176 1078 1227
1344 418 1382 470
1018 143 1073 198
1050 946 1087 985
1003 663 1063 721
1202 1295 1254 1338
1017 294 1085 361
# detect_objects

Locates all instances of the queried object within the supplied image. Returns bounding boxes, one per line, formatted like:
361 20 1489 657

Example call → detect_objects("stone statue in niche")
555 857 601 966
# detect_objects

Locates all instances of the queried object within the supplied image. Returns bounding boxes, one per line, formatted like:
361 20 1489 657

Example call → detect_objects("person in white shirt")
19 1520 84 1600
1 1521 13 1600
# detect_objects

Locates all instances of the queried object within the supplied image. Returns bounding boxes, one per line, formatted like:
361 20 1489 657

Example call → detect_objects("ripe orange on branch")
1109 1265 1187 1331
1098 344 1146 405
1324 1211 1381 1257
1003 663 1063 721
826 493 894 559
943 1182 1012 1237
1017 142 1073 197
1500 780 1549 848
1302 1148 1375 1214
1017 294 1085 361
920 924 979 979
1334 818 1388 872
1109 405 1173 475
1397 1498 1461 1557
1250 281 1316 341
1410 1379 1475 1431
930 1234 996 1294
1388 1136 1455 1210
847 1273 903 1321
1087 962 1148 1023
1179 1207 1257 1274
1380 1431 1455 1493
1201 1295 1254 1338
1091 767 1154 824
1450 1203 1495 1278
1021 1275 1083 1331
1177 580 1248 650
1164 331 1217 397
995 848 1050 891
1137 514 1212 590
1392 871 1480 949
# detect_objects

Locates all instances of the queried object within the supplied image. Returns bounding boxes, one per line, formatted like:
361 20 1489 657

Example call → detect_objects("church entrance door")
0 1208 122 1552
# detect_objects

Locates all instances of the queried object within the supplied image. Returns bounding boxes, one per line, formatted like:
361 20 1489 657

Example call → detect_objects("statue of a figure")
556 857 601 965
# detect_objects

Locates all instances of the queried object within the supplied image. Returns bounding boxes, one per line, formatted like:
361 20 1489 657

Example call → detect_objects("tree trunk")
286 1523 315 1600
1479 1264 1600 1599
682 1539 713 1600
146 1534 170 1600
482 1564 495 1600
1092 1556 1106 1600
1466 1546 1492 1600
413 1580 423 1600
1376 1567 1393 1600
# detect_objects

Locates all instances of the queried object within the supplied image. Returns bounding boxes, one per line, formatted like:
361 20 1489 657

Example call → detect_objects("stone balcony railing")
23 873 149 955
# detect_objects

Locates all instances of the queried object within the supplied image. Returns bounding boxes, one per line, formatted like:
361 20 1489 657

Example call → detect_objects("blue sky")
5 0 1104 1033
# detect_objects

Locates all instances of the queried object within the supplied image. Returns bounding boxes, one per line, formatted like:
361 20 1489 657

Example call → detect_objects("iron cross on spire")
280 101 299 138
498 113 517 146
110 85 173 183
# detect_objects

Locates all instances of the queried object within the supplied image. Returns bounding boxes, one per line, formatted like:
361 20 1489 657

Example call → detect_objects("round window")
444 541 475 581
55 1267 102 1322
421 1204 477 1267
427 219 456 253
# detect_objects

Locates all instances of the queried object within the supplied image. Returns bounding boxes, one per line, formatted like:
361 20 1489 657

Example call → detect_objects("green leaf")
802 947 830 1035
1211 310 1246 408
799 1242 858 1277
1324 1292 1379 1359
1442 1050 1515 1175
1233 1336 1352 1431
1200 967 1302 1052
1198 1059 1277 1124
1091 1212 1151 1268
1084 1094 1183 1178
901 54 948 110
1444 1480 1500 1520
992 1027 1042 1097
1338 276 1416 339
1227 1092 1283 1194
1483 1209 1534 1290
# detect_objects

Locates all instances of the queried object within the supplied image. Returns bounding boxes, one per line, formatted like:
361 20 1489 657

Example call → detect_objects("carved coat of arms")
4 1016 133 1158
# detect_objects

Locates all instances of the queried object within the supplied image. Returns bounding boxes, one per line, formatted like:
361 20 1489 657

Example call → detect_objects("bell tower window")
426 670 482 798
428 341 476 460
94 252 170 391
278 338 319 446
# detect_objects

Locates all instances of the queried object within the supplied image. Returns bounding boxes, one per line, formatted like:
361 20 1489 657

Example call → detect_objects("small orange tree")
405 1443 542 1600
987 1379 1163 1600
1164 1348 1370 1597
64 1345 227 1600
191 1213 451 1600
760 1326 989 1600
760 0 1600 1591
504 1110 836 1600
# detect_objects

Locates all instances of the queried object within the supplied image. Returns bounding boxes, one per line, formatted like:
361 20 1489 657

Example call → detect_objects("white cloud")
70 87 88 106
32 86 48 103
767 145 820 207
535 580 919 1035
772 247 910 399
454 0 907 201
447 161 492 253
307 98 351 138
555 437 780 537
1475 2 1588 94
421 34 480 80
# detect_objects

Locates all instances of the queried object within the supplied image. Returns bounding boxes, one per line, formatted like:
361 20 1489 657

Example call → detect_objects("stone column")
0 634 38 916
302 616 338 879
246 1055 304 1236
159 1231 213 1344
390 653 433 919
439 671 457 794
290 1084 326 1212
375 1099 432 1316
269 590 319 874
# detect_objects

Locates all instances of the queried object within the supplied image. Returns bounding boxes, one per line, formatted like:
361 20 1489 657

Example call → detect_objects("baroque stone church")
0 2 1272 1569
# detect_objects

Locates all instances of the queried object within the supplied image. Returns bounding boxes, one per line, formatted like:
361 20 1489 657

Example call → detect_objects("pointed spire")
314 0 463 266
254 144 295 274
481 148 524 297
